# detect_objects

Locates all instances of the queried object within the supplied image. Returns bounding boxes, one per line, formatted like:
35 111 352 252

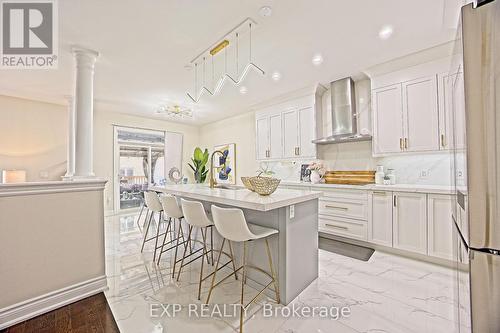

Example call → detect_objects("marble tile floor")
105 213 459 333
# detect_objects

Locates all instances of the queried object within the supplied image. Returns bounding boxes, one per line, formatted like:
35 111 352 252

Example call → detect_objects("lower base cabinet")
368 191 393 247
393 192 428 255
427 194 454 260
281 184 453 262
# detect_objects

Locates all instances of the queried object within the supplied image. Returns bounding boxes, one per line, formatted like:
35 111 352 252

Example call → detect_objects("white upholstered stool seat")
174 199 238 300
247 223 279 240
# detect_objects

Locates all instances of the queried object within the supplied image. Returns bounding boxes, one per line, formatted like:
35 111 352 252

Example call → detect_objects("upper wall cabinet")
438 71 466 150
371 57 464 156
403 76 440 152
372 84 404 154
373 76 439 155
256 116 270 160
255 92 319 161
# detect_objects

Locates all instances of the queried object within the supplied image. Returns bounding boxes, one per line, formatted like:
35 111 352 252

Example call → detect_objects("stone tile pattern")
106 214 458 333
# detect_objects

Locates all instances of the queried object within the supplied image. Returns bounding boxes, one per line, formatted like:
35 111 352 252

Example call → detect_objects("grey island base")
151 184 321 305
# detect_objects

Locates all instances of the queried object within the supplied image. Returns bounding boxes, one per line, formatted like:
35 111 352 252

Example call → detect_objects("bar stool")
141 191 168 261
207 205 280 333
175 198 239 300
136 193 147 231
156 195 188 277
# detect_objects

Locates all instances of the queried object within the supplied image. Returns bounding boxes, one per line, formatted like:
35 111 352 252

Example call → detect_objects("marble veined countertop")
280 181 454 195
150 184 322 211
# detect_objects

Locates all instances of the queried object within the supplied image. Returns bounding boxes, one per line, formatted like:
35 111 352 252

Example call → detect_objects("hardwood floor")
1 293 120 333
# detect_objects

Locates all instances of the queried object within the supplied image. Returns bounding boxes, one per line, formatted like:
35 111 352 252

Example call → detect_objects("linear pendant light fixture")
186 18 265 103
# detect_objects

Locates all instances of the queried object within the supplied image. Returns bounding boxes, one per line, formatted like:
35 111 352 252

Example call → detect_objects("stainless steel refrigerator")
450 1 500 332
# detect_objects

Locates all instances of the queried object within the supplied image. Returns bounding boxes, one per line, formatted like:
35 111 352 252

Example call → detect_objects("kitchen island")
151 184 322 304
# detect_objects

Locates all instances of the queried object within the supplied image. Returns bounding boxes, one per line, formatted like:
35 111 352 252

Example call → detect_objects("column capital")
71 45 99 58
71 46 99 69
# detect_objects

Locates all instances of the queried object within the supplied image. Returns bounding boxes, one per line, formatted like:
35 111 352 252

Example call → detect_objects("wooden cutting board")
323 171 375 185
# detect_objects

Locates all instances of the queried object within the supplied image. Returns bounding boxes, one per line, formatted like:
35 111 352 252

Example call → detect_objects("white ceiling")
0 0 462 125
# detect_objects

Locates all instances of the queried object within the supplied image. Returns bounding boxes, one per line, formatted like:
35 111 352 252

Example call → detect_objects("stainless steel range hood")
312 77 372 145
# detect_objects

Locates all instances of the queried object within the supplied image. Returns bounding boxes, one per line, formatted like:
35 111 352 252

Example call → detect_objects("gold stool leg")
176 225 193 281
153 212 163 262
140 211 153 252
210 226 214 265
198 227 209 300
265 238 280 303
239 241 247 333
171 218 183 278
228 240 239 281
156 217 172 265
206 238 225 304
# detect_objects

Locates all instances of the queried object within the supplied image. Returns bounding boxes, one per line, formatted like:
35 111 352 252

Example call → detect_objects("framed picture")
213 143 236 185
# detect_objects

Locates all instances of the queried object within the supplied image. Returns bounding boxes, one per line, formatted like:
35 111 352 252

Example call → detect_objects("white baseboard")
0 275 108 330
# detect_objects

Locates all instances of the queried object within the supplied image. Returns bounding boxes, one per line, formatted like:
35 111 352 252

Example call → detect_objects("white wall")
0 95 200 212
0 95 68 181
0 181 107 328
199 111 258 185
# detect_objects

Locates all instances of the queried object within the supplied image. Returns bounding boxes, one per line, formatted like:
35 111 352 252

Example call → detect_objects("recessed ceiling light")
378 25 394 40
271 71 281 81
312 54 323 66
259 6 272 17
239 86 248 94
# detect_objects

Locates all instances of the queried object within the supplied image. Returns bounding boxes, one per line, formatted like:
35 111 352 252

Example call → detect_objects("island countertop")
150 184 322 211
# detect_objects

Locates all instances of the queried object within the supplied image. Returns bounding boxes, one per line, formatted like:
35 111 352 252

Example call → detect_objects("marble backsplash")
260 141 452 186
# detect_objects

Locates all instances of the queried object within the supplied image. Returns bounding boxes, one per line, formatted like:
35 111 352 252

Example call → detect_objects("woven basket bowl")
241 177 255 192
248 176 281 196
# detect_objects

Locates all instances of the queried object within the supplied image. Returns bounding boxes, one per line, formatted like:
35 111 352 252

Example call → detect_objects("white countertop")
150 184 322 211
280 181 454 195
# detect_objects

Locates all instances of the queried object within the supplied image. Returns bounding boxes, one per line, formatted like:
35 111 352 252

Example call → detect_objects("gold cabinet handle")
404 138 408 149
440 134 446 147
400 138 403 151
325 205 348 210
325 223 349 230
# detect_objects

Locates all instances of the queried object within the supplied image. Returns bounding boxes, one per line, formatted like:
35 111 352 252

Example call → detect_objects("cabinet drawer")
319 215 367 240
319 188 368 201
319 198 367 220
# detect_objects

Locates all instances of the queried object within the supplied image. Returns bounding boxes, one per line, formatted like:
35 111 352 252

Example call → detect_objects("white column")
62 95 75 180
72 46 99 179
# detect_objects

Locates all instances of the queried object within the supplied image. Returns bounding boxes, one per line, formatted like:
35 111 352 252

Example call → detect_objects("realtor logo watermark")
1 0 58 69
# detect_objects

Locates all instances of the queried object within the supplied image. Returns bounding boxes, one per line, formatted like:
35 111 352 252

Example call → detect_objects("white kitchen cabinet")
368 191 393 247
269 113 283 159
282 109 299 158
427 194 453 260
372 84 404 154
438 71 466 150
298 107 316 158
256 113 283 160
255 93 319 161
256 117 269 160
281 107 316 159
393 192 427 254
402 76 440 152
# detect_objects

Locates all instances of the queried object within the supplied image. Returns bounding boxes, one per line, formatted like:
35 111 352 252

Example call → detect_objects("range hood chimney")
312 77 372 145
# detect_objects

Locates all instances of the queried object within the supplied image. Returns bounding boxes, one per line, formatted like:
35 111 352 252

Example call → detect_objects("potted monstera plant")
188 147 209 183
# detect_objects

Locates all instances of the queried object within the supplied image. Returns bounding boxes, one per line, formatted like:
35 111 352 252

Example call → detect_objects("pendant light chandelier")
156 104 193 118
187 18 265 103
